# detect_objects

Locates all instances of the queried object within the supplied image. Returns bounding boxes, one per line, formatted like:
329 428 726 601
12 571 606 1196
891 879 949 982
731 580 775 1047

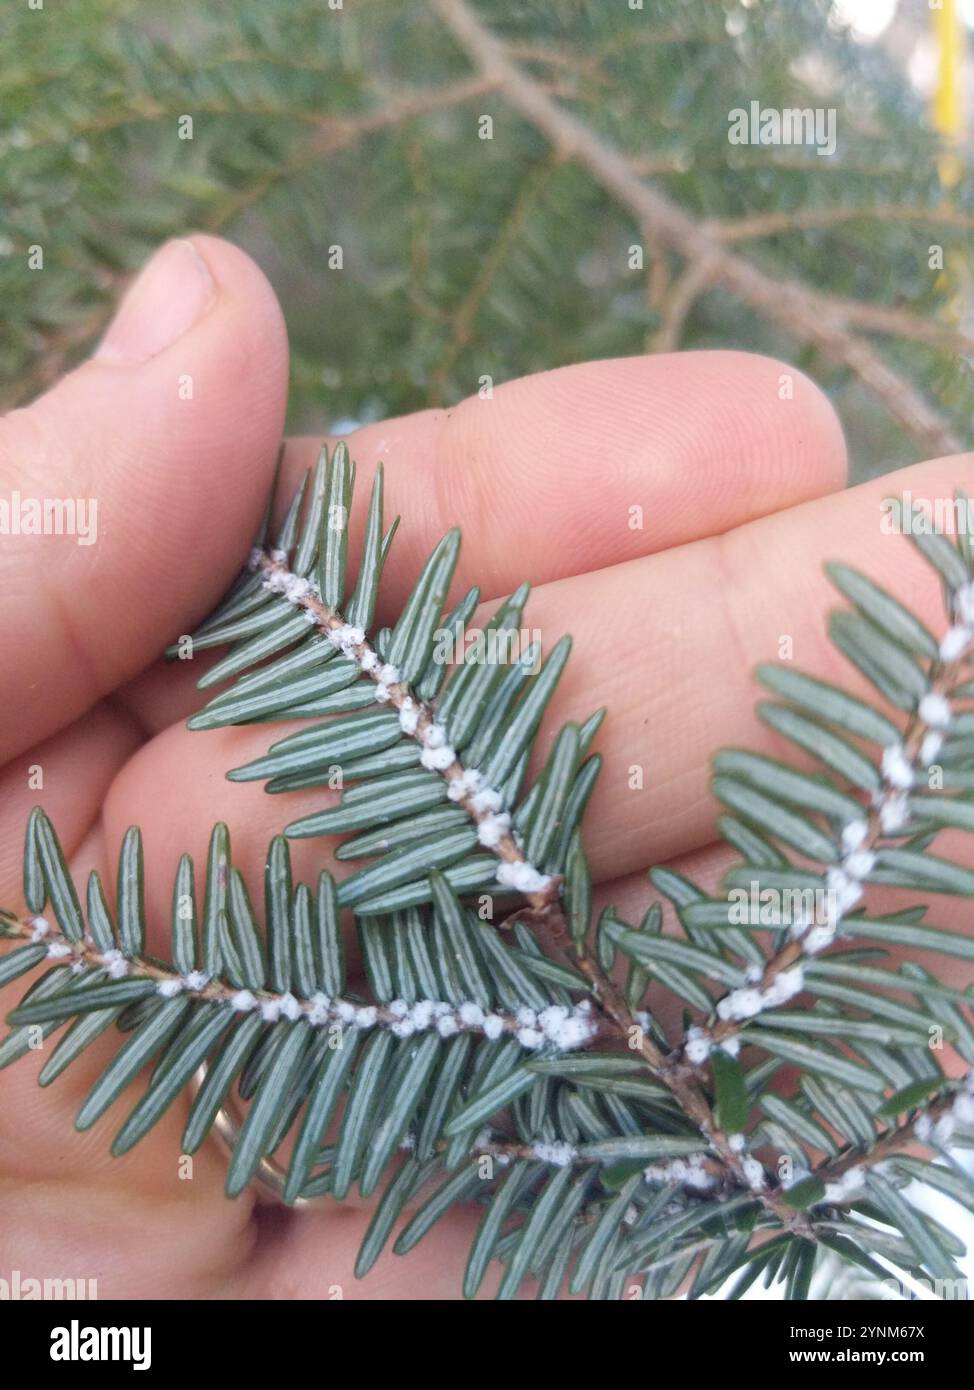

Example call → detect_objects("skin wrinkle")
102 687 156 746
0 707 140 912
0 401 96 501
0 411 102 715
428 408 474 597
34 560 105 711
711 526 759 689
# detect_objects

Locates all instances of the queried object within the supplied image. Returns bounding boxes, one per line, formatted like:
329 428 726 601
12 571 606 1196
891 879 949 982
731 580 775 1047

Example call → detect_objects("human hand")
1 235 968 1298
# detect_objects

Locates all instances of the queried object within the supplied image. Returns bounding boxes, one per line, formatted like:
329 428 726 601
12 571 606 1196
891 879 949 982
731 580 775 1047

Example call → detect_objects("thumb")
0 235 289 762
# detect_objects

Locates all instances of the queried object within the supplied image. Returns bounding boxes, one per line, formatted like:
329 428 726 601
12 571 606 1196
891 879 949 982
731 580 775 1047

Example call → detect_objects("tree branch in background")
430 0 963 458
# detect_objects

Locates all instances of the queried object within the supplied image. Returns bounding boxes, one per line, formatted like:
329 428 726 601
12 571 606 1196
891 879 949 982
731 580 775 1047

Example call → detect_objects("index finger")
117 349 846 735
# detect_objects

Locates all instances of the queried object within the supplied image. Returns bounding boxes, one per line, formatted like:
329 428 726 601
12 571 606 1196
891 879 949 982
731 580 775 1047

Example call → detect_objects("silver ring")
189 1063 313 1207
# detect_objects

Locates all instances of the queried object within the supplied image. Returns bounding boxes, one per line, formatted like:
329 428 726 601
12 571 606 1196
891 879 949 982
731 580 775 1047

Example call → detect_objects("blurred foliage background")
3 0 974 480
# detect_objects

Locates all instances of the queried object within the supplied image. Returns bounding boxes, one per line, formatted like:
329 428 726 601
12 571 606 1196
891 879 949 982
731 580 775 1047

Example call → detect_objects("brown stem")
2 912 604 1046
715 203 974 243
695 647 967 1056
253 549 560 911
811 1088 959 1191
428 0 962 457
518 897 811 1231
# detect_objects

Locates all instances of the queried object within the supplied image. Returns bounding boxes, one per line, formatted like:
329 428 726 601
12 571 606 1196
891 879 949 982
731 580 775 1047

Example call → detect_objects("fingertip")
0 234 290 760
703 350 848 496
432 349 848 592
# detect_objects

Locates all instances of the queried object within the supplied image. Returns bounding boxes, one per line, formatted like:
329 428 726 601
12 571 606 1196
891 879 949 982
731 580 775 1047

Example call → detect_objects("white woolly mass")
685 1026 712 1065
307 993 331 1025
643 1153 714 1192
496 861 552 894
802 925 835 956
378 664 401 687
483 1013 505 1041
409 1000 433 1030
458 1002 485 1028
553 1015 596 1049
30 916 51 941
822 1164 865 1204
727 1133 746 1153
231 990 259 1013
825 866 863 918
156 977 184 997
918 691 952 730
684 1164 716 1192
741 1155 766 1191
471 787 503 815
373 683 391 703
448 768 483 802
280 992 302 1022
879 791 909 834
184 970 209 992
716 988 764 1023
954 583 974 628
719 1035 741 1058
282 574 312 604
268 548 288 565
531 1141 577 1167
477 811 512 848
913 1112 933 1143
840 819 868 854
761 964 804 1008
360 650 378 672
261 999 282 1022
420 744 456 771
842 849 876 882
920 731 944 767
881 743 915 791
939 625 971 662
712 965 805 1029
46 941 73 960
339 624 365 650
422 722 448 749
538 1003 596 1050
397 699 419 735
102 949 129 980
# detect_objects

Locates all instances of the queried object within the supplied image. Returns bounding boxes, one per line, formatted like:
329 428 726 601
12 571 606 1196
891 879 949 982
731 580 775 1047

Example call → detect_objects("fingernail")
95 239 216 364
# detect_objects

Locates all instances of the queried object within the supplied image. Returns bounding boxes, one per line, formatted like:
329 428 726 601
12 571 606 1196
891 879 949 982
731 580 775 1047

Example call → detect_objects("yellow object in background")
933 0 964 187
